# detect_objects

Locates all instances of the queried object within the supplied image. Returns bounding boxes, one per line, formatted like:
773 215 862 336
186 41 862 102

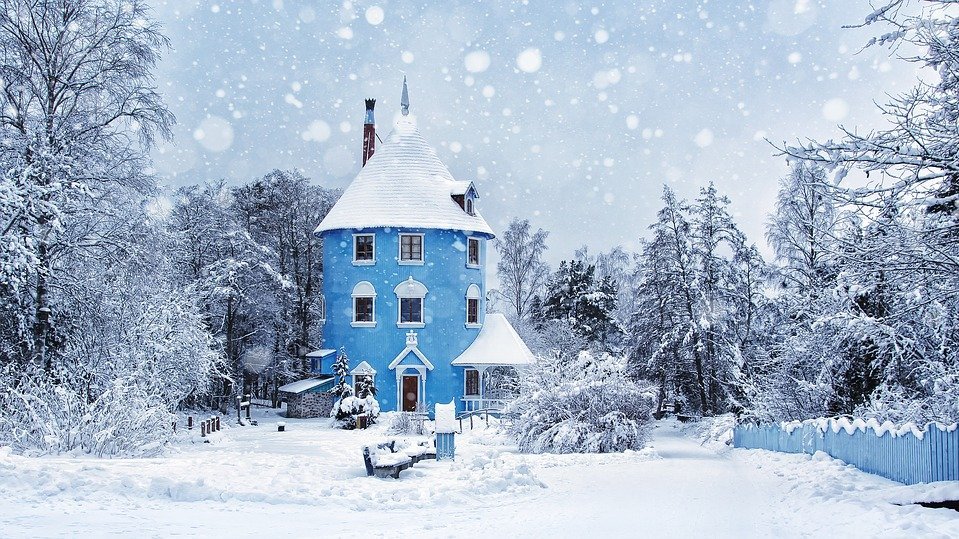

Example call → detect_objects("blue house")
312 79 534 413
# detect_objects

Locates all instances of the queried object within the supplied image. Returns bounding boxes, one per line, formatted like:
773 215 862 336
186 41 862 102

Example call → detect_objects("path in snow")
1 415 957 538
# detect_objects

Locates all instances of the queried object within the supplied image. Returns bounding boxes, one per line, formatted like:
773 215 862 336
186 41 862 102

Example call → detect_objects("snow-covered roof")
449 180 476 197
314 117 494 236
350 360 376 376
305 349 336 358
451 313 535 367
278 376 334 394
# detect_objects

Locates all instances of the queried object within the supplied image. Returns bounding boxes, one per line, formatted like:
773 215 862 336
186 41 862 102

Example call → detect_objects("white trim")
465 197 475 216
352 373 375 397
351 320 376 328
398 233 425 265
351 281 376 326
351 281 377 297
350 360 377 375
397 369 425 412
352 233 375 265
465 287 481 326
465 322 483 329
397 297 425 326
388 340 435 370
395 277 427 327
393 277 429 298
466 237 481 268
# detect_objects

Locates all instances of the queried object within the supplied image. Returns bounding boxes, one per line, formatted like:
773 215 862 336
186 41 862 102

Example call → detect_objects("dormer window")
353 234 375 264
465 197 474 216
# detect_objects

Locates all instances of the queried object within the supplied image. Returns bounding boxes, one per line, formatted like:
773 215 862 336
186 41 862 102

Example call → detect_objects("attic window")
465 197 474 215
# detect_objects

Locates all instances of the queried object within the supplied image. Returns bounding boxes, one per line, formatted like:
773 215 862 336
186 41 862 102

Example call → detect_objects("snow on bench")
362 439 436 479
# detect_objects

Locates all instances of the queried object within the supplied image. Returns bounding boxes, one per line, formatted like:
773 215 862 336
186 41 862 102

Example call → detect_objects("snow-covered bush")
509 351 657 453
0 370 175 457
0 266 222 456
331 395 380 430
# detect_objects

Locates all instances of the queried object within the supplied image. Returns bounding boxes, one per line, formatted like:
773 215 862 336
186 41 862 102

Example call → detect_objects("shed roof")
278 376 335 394
314 117 494 236
451 313 535 367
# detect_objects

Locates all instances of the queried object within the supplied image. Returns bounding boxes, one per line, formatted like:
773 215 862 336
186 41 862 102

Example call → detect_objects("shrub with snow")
509 351 657 453
331 394 380 430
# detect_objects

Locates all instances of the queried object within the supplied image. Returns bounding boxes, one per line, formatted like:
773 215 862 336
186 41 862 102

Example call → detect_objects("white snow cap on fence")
435 401 456 434
766 417 957 440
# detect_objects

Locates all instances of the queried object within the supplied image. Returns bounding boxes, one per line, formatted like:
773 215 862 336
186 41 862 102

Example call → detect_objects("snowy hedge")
509 351 657 453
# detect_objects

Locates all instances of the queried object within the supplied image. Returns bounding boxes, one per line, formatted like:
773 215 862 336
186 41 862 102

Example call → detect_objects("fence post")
215 416 221 431
201 421 206 437
188 415 193 430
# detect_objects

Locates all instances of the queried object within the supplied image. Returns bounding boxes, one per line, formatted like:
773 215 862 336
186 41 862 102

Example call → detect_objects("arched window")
394 277 428 327
351 281 376 327
465 197 474 215
466 284 481 326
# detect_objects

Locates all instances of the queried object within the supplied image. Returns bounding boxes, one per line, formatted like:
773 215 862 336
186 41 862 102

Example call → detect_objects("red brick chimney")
362 98 376 166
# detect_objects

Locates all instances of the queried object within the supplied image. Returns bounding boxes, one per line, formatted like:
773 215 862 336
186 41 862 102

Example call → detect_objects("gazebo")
451 313 535 412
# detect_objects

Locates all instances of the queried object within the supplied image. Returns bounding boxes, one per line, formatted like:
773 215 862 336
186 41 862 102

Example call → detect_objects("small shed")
278 376 336 418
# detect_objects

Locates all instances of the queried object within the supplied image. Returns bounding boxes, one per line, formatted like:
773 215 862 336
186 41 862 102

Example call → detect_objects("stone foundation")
285 391 334 418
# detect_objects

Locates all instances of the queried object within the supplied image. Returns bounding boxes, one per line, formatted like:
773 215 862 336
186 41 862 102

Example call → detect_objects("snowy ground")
1 409 957 538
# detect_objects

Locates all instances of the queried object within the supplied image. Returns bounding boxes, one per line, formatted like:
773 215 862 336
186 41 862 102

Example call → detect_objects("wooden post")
201 421 206 437
188 415 193 430
245 394 252 420
215 416 221 431
236 395 242 424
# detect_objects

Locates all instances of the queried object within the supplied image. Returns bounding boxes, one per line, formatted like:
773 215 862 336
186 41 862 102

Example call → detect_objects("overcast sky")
150 0 918 266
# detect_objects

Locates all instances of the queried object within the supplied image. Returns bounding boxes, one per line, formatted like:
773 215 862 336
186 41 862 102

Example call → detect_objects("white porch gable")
350 360 377 376
451 313 534 367
388 331 435 370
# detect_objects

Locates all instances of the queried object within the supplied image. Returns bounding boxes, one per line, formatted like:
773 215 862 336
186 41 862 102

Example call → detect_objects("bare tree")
494 218 550 322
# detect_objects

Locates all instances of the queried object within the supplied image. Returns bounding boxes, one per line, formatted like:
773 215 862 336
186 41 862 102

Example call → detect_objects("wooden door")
402 375 419 412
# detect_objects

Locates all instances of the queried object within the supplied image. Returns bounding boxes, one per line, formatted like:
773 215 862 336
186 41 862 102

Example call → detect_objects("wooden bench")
362 440 435 479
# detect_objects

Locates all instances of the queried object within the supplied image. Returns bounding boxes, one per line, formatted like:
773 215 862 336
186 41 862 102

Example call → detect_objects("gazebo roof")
451 314 535 367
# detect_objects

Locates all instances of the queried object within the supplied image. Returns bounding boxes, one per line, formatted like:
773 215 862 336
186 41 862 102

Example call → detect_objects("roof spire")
400 76 410 116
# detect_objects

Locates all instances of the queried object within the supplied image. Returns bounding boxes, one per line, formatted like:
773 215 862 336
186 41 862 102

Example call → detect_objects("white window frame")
398 233 425 265
352 374 375 397
398 297 424 327
465 197 474 216
465 284 482 328
464 368 481 397
466 237 481 268
395 277 428 328
351 281 377 328
352 233 375 265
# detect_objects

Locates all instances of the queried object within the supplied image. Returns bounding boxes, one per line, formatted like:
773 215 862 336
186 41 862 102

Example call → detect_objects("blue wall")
319 226 492 412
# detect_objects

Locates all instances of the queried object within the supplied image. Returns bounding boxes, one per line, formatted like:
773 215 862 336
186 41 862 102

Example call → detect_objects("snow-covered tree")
0 0 173 371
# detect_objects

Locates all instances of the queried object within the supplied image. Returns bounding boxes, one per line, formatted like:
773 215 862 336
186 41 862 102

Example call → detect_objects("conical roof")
314 117 494 236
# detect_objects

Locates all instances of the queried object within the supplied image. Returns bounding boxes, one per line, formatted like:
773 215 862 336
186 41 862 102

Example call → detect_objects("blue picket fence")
733 420 959 485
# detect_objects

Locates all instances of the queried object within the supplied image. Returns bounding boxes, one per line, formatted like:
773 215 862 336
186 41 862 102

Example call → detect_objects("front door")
402 375 419 412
